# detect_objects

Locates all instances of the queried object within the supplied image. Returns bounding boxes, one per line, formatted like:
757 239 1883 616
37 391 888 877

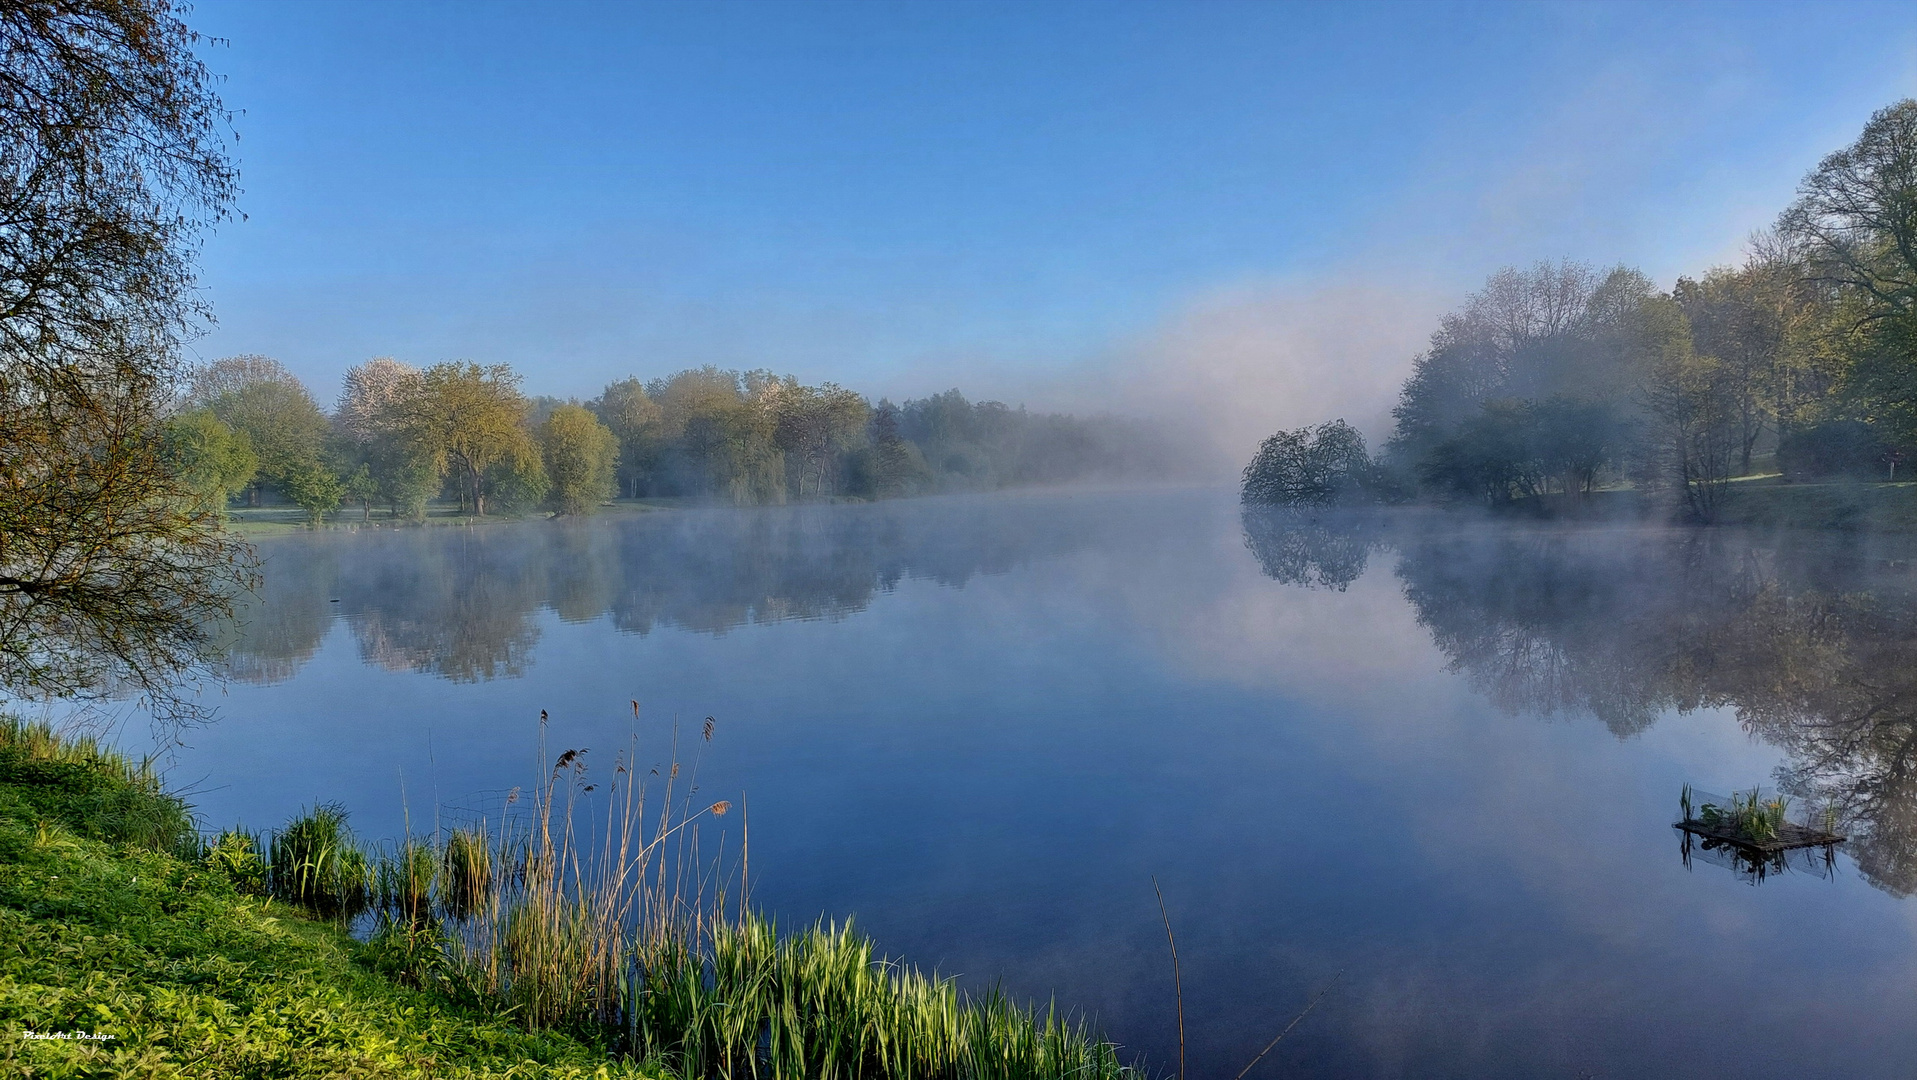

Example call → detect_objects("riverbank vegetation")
0 717 1139 1078
1245 98 1917 525
175 356 1181 527
0 718 653 1078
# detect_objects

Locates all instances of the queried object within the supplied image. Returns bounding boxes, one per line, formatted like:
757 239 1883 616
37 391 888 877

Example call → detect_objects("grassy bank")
1714 477 1917 532
225 497 678 537
0 720 658 1078
0 721 1139 1079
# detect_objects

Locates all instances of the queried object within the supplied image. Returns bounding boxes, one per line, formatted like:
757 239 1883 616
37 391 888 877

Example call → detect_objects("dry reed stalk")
1234 971 1342 1079
1153 875 1185 1080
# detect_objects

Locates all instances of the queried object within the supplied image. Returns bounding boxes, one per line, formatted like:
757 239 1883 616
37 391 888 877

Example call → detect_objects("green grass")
225 498 675 535
0 720 1145 1079
0 719 659 1079
1713 477 1917 531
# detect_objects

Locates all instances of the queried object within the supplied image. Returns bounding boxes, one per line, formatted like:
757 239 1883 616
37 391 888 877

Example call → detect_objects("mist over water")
155 490 1917 1078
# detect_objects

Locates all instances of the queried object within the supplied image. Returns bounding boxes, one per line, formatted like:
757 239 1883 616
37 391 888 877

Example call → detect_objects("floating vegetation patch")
1676 785 1846 885
1675 784 1845 884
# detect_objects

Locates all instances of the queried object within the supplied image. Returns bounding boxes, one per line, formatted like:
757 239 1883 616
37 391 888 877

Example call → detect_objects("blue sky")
187 0 1917 450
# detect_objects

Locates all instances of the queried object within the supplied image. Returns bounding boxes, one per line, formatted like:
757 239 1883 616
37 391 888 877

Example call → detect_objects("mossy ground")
0 736 658 1079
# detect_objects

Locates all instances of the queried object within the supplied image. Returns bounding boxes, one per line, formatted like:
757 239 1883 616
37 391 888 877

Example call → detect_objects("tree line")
167 357 1175 524
1245 99 1917 521
0 2 1177 725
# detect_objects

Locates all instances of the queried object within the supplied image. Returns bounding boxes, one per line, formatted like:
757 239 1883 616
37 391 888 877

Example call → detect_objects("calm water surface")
143 489 1917 1078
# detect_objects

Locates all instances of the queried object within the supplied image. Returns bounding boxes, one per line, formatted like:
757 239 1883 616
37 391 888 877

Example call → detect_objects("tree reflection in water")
224 496 1097 684
1245 513 1917 896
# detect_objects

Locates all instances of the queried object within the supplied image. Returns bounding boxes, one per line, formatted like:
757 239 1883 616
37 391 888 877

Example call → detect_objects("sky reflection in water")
156 489 1917 1079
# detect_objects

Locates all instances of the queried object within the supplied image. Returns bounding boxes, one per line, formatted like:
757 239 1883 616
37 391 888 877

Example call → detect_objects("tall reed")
325 711 1142 1078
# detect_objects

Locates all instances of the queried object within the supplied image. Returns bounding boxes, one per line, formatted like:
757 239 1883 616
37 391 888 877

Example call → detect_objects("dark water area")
134 489 1917 1078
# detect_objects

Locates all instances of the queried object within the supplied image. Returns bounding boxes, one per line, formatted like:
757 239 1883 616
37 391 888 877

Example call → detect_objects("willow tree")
0 1 254 724
392 362 544 516
538 404 618 516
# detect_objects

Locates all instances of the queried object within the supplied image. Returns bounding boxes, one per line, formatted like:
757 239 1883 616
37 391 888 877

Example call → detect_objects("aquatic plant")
334 709 1140 1077
378 836 438 922
269 803 374 919
439 823 494 920
1688 787 1792 844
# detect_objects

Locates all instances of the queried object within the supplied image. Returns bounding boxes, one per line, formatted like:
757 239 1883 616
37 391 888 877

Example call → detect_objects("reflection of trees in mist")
345 532 545 681
222 497 1096 685
1238 508 1384 591
219 545 339 684
1386 526 1917 895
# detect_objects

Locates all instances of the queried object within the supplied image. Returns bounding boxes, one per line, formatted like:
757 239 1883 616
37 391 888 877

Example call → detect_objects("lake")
142 487 1917 1078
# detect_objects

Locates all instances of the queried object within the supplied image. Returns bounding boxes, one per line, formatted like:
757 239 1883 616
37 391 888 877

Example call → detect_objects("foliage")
190 355 332 504
0 382 258 723
0 724 663 1079
1777 419 1898 480
333 357 440 520
161 409 257 517
5 712 1151 1078
170 354 1179 525
1241 419 1381 507
1338 112 1917 520
1692 789 1792 844
268 804 375 920
0 0 255 725
282 459 344 526
848 400 931 499
390 362 546 516
895 389 1169 494
539 405 619 516
588 378 665 499
292 720 1144 1080
0 717 196 855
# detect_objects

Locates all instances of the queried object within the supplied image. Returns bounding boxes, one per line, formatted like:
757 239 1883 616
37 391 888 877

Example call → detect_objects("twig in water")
1234 970 1344 1080
1152 876 1185 1080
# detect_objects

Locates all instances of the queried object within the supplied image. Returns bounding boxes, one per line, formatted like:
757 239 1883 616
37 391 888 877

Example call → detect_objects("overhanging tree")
0 0 254 723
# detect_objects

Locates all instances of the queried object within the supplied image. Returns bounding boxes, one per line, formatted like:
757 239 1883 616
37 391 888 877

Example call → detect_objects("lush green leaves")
539 406 618 516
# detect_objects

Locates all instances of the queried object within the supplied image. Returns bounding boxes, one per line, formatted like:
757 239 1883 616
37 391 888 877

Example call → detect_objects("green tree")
341 463 378 521
391 362 543 516
1416 401 1544 505
852 400 927 498
1780 99 1917 449
334 358 437 520
1243 419 1379 507
0 0 253 723
539 404 618 516
1638 296 1738 521
190 355 328 505
588 377 663 498
282 460 343 527
644 367 786 503
161 409 257 517
775 382 870 497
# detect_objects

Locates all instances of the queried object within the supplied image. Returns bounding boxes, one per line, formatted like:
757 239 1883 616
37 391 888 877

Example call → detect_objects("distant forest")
164 357 1178 522
1244 99 1917 522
